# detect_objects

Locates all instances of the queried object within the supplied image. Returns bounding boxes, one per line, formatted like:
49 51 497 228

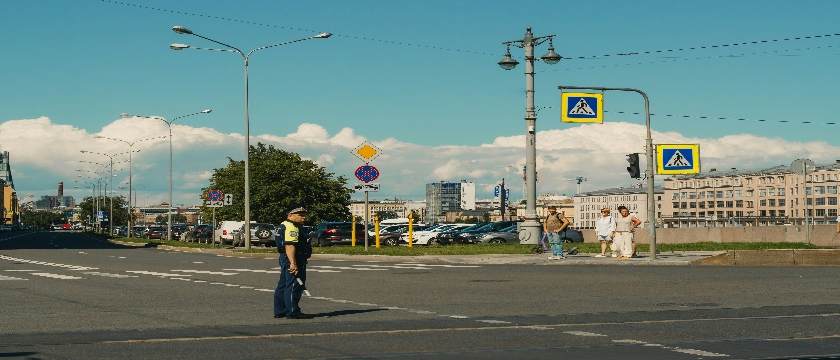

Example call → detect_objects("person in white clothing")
836 215 840 234
614 206 641 258
594 208 616 257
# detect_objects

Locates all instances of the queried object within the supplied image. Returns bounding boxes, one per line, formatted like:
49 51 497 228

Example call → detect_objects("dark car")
308 222 366 247
449 221 519 244
436 223 488 244
184 224 213 243
472 224 519 244
144 227 166 240
171 225 190 240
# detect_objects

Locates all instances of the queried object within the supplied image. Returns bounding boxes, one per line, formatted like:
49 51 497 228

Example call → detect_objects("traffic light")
626 153 641 178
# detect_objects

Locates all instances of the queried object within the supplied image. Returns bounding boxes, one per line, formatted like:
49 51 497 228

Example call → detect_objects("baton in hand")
296 278 311 297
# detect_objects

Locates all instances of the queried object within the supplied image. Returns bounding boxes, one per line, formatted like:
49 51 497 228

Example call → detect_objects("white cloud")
3 117 839 206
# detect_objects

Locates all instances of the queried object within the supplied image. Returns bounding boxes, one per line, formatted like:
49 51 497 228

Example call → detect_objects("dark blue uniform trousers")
274 254 306 317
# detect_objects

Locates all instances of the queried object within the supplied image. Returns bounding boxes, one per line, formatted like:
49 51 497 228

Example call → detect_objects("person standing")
274 204 315 319
836 214 840 233
595 208 617 257
543 206 570 259
614 206 641 258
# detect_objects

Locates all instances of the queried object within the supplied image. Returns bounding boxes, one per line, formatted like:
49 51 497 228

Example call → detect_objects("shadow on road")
316 308 388 318
0 231 148 251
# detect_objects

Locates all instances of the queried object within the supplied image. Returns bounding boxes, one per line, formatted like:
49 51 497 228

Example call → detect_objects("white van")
215 221 245 245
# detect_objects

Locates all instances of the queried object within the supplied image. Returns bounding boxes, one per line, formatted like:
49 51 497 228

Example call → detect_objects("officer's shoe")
287 312 315 319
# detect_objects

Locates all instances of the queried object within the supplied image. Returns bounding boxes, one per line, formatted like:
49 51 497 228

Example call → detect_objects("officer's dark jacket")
275 220 312 260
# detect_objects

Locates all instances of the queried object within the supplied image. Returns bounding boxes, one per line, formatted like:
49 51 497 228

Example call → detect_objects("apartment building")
573 186 664 229
661 160 840 227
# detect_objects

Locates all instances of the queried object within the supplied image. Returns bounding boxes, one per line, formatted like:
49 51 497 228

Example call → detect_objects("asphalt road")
1 231 839 359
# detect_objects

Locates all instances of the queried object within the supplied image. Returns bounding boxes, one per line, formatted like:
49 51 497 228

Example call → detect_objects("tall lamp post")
80 151 116 235
170 25 331 249
121 110 212 241
498 27 562 244
94 135 162 238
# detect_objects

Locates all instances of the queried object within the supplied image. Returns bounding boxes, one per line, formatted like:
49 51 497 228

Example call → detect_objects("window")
699 202 706 208
768 188 775 196
726 201 734 208
735 190 743 197
816 198 825 206
759 189 767 197
708 201 715 208
673 202 679 209
717 201 725 208
829 197 837 206
779 210 786 217
815 186 825 195
768 199 776 207
707 191 715 198
778 188 785 196
828 186 837 194
680 202 687 209
672 193 679 200
736 200 744 207
816 209 826 217
830 209 838 217
760 200 766 206
778 199 786 207
746 190 754 197
690 202 697 208
725 190 733 198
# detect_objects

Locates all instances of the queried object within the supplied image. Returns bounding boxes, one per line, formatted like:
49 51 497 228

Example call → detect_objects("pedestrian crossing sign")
561 92 603 123
656 144 701 174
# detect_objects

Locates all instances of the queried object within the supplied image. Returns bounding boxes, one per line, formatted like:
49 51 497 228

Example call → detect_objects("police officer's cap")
287 204 308 215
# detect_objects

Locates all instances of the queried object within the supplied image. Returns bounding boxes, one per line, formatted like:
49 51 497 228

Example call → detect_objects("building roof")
666 160 840 180
576 185 664 197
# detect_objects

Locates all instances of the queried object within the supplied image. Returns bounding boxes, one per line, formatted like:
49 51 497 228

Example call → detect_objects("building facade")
425 181 476 223
661 161 840 227
573 186 664 229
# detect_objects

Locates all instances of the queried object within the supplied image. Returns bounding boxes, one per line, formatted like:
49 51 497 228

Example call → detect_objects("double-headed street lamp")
170 25 331 249
80 151 117 235
94 135 162 238
121 110 212 241
498 27 562 244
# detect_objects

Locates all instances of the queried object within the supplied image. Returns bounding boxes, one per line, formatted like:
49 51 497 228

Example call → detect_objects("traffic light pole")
558 86 656 259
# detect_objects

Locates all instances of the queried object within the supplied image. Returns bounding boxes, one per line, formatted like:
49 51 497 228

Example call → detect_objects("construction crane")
557 176 587 194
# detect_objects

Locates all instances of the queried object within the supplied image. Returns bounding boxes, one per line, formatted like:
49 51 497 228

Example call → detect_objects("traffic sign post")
656 144 701 175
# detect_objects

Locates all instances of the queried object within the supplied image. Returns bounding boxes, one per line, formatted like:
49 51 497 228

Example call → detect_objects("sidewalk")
152 244 840 266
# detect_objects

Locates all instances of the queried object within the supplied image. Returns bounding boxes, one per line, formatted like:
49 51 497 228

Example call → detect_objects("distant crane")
557 176 587 194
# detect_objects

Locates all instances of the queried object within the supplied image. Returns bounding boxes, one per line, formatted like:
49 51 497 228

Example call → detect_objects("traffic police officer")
273 204 314 319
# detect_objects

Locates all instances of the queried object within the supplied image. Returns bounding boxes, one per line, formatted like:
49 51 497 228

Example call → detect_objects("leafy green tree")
482 212 491 222
200 143 353 225
77 195 129 228
20 210 65 229
375 211 398 221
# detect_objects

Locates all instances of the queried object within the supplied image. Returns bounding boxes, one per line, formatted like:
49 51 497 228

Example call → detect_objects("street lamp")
498 27 562 245
171 25 331 249
81 150 117 235
120 110 212 241
94 135 162 238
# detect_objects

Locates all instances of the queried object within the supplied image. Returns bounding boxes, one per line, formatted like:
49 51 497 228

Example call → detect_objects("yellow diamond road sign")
353 141 381 163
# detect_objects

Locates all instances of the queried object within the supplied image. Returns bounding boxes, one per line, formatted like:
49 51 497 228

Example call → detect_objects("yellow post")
351 215 356 246
375 214 380 248
407 212 413 248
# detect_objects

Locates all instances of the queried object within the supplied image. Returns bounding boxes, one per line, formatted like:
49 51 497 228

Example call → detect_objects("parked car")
400 224 473 246
378 225 429 246
215 221 245 245
450 221 520 244
233 223 276 247
144 227 167 240
471 224 519 244
184 224 213 243
308 222 366 247
559 227 585 243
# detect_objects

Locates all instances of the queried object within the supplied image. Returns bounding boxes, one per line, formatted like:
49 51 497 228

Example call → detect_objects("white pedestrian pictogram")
569 98 595 115
665 150 691 167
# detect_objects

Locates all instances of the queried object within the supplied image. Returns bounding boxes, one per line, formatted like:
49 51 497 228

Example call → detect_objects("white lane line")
397 263 481 268
30 272 84 280
0 255 97 271
476 320 511 324
225 268 278 274
672 348 729 357
613 339 730 357
83 272 138 278
309 265 388 271
0 275 28 280
171 270 238 275
125 271 192 277
564 331 608 337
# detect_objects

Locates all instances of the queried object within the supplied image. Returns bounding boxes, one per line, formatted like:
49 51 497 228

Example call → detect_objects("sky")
2 0 840 208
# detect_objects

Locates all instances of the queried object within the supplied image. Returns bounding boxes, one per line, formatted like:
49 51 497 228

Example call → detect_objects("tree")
77 195 129 229
482 212 491 222
375 211 398 221
20 209 65 229
200 143 353 225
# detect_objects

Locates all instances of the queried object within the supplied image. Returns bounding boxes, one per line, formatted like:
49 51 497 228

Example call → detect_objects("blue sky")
3 0 840 208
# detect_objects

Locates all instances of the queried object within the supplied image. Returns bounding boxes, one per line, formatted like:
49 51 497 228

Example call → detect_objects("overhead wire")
99 0 839 127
